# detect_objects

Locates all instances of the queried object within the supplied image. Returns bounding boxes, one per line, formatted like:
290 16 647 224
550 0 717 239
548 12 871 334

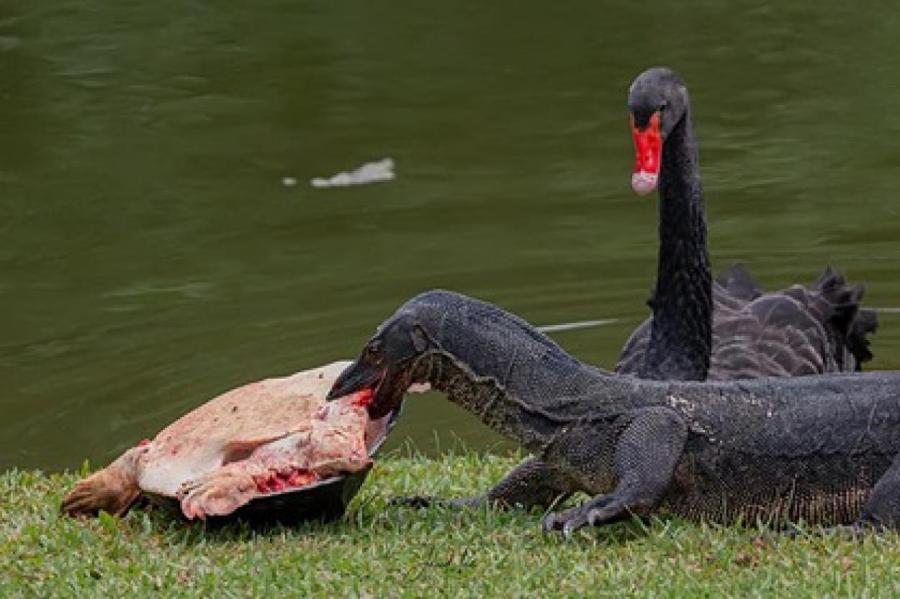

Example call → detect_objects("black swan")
615 67 878 382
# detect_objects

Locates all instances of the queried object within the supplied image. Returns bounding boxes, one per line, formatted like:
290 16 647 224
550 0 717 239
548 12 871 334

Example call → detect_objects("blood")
137 439 152 447
351 388 375 407
253 469 319 494
287 470 317 487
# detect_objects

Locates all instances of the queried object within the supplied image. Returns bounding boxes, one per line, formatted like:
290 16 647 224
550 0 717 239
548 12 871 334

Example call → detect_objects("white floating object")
311 158 395 189
282 176 298 187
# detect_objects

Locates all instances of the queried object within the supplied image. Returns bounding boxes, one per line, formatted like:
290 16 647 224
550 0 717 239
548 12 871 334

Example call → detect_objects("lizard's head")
326 309 433 418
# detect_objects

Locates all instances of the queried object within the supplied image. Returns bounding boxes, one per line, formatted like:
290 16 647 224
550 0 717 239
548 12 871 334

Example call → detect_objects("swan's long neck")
640 110 712 381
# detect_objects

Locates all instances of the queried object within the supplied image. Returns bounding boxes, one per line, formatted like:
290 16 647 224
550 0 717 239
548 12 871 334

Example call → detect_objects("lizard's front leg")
543 406 688 537
394 456 573 511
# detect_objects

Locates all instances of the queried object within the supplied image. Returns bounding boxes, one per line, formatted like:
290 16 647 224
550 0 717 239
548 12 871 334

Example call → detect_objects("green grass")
3 452 900 597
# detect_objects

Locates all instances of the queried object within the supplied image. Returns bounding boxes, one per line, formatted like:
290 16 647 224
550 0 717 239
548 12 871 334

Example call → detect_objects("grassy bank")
3 452 900 597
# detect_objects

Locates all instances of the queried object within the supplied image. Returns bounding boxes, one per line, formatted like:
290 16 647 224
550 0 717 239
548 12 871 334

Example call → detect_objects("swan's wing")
812 266 878 368
707 292 832 379
615 317 651 375
708 266 877 380
849 308 878 365
714 263 763 303
616 266 877 380
615 277 752 376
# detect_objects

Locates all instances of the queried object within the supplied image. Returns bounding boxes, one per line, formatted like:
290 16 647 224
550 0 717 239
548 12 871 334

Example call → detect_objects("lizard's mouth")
367 368 405 419
327 363 384 402
326 361 401 419
326 356 421 419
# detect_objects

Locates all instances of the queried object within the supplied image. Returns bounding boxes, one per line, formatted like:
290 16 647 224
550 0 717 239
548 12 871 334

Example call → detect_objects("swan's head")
627 67 690 196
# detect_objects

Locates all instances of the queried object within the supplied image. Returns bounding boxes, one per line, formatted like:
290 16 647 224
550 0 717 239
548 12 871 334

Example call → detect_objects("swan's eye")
658 100 668 111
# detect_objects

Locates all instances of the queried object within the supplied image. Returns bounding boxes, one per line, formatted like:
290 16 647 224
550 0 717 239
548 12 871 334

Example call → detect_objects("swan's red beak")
631 112 662 196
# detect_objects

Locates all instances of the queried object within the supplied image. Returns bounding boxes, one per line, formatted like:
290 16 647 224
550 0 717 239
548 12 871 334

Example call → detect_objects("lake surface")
2 1 899 471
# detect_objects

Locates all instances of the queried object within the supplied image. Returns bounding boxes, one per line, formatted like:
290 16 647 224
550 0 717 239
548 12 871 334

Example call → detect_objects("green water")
2 1 899 471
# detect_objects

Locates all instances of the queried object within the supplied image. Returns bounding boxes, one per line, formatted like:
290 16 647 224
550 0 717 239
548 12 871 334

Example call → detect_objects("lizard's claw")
542 505 588 537
543 496 615 537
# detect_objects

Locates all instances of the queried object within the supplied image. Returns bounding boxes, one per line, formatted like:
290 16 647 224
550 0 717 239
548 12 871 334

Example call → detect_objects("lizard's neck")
413 349 656 453
398 290 665 450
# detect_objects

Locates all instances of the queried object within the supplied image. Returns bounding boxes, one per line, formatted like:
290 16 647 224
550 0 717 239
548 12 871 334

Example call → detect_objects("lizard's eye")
366 340 383 359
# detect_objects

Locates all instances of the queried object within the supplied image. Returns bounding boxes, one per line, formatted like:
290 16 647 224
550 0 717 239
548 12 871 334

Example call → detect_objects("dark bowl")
149 403 403 524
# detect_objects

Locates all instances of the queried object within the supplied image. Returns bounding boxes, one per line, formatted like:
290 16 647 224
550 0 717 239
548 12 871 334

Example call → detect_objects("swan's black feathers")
714 263 763 302
616 265 878 380
849 308 878 363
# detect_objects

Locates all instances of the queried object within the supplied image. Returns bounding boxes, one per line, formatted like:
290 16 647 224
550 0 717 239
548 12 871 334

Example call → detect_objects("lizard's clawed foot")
542 505 590 537
542 496 615 537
